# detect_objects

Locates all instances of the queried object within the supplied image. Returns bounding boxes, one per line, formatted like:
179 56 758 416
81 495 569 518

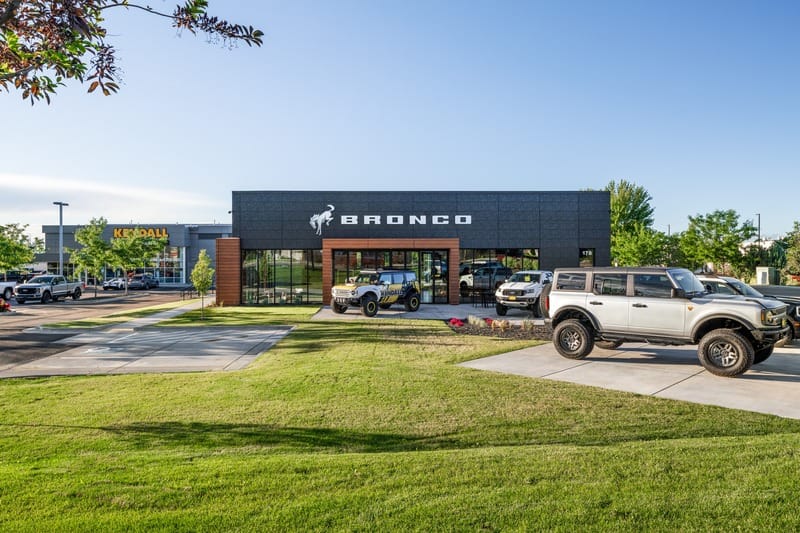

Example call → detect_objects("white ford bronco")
548 267 789 377
331 269 421 317
494 270 553 317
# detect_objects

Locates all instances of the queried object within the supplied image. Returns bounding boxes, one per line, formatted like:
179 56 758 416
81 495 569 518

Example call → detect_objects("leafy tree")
603 180 656 265
1 0 263 104
679 210 756 275
612 223 670 267
0 223 42 276
784 222 800 278
109 227 167 295
67 217 111 297
190 248 214 319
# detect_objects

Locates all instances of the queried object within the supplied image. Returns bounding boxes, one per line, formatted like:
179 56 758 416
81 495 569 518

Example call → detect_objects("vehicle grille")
501 289 523 296
17 287 36 295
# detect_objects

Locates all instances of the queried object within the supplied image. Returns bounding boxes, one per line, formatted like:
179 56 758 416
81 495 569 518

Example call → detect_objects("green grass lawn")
2 306 800 531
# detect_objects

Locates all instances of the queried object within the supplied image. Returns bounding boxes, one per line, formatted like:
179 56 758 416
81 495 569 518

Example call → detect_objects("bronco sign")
112 227 169 239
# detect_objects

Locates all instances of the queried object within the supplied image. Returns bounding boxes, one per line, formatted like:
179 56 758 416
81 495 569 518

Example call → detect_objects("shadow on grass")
98 422 459 453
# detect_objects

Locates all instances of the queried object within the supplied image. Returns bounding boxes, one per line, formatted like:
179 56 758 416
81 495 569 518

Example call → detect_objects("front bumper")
495 294 537 309
752 324 792 344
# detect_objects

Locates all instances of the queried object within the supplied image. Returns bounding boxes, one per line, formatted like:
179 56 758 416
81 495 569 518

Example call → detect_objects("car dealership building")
38 223 232 285
215 190 610 306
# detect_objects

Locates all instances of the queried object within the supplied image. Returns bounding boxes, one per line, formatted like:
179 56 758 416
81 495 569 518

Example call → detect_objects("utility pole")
53 201 69 275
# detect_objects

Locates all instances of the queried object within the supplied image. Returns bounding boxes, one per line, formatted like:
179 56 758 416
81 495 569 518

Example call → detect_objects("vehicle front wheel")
3 287 12 300
697 329 754 377
595 340 623 350
72 288 81 300
753 344 774 364
41 291 51 304
553 319 594 359
330 299 347 314
404 293 420 312
495 302 507 316
361 294 378 317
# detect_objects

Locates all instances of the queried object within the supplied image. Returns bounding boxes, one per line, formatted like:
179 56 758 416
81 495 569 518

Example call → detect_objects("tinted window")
593 273 627 296
392 273 404 284
405 272 417 282
556 272 586 290
633 274 674 298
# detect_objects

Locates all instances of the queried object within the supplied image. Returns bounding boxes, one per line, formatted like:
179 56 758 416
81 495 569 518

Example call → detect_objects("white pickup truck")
14 275 83 304
0 281 18 300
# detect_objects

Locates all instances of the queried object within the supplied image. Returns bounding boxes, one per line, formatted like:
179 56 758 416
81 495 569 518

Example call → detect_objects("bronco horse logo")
309 204 335 236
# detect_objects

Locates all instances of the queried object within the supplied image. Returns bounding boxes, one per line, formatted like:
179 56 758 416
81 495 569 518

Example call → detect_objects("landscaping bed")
446 316 553 340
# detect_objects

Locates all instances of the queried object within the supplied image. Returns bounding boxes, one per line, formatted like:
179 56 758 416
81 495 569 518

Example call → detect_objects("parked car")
331 269 421 317
103 277 126 290
129 274 159 290
698 274 799 345
494 270 553 317
14 275 83 304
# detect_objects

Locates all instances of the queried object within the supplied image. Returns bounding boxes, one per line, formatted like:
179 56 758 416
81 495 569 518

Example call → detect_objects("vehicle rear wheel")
41 291 51 304
753 344 774 364
3 287 12 300
495 302 507 316
72 288 81 300
537 284 552 319
553 319 594 359
404 293 421 312
331 299 347 314
361 294 378 317
595 340 623 350
697 329 754 377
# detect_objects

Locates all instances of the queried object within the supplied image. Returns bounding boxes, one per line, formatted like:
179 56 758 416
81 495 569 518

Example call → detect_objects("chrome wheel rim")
560 328 582 352
708 341 739 367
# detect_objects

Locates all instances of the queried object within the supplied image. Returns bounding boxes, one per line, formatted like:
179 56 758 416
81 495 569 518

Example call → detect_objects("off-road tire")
41 291 52 304
495 303 507 316
361 294 378 317
753 344 774 364
537 284 552 319
72 288 81 300
595 340 623 350
404 292 421 312
2 287 12 300
553 319 594 359
331 299 347 314
697 329 754 377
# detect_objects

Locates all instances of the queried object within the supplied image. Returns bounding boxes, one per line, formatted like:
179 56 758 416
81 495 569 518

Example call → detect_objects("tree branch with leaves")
0 0 263 104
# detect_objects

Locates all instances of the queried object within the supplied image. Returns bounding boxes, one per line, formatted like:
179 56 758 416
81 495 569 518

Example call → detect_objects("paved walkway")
460 341 800 420
0 299 292 378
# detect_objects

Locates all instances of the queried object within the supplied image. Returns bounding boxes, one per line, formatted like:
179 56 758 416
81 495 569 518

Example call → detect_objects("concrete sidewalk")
460 341 800 419
1 299 292 378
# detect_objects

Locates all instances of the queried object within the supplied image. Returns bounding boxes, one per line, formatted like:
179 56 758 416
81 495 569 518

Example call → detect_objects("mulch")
445 317 552 341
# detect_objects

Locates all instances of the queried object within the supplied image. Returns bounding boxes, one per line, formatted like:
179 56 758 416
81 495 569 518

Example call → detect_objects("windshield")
725 278 764 298
354 273 380 284
668 268 706 294
509 272 540 283
28 276 53 284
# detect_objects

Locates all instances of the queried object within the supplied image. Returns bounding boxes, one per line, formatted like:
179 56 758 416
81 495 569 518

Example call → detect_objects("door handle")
632 303 647 308
589 301 603 305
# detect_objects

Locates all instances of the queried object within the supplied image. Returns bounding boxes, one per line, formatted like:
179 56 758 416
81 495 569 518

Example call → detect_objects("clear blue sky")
2 0 798 239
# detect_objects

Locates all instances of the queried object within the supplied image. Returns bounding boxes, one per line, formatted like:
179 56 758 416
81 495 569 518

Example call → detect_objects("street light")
53 201 69 275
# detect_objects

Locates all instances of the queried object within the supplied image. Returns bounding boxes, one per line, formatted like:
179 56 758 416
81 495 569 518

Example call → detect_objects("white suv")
548 267 789 377
494 270 552 317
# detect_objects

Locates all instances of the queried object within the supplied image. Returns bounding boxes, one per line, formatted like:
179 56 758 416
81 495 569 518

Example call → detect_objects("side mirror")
671 288 686 298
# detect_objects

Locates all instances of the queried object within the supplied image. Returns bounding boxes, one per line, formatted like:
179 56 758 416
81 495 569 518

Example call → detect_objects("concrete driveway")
460 341 800 419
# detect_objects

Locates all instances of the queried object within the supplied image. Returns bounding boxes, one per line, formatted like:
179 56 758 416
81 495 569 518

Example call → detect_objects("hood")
698 292 787 312
500 281 540 291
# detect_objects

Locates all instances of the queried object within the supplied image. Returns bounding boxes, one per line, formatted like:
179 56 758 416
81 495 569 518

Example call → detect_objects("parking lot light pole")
53 201 69 276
